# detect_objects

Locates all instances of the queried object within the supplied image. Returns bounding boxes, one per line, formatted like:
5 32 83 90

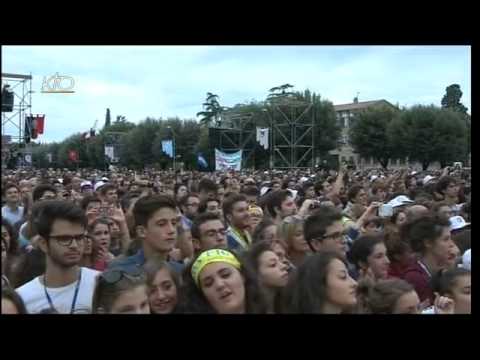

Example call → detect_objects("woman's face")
149 268 178 314
325 259 358 310
258 250 289 288
305 186 316 199
1 226 11 251
438 206 453 220
83 237 93 256
445 182 459 198
91 223 111 252
448 274 471 314
354 189 368 206
367 243 390 280
395 211 407 226
429 227 457 266
109 285 150 314
199 262 246 314
393 291 420 314
290 224 309 253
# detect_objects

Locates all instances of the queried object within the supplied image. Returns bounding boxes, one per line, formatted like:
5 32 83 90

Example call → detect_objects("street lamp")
167 126 176 171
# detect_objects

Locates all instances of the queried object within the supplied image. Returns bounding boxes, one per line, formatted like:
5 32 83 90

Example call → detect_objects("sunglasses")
99 267 144 284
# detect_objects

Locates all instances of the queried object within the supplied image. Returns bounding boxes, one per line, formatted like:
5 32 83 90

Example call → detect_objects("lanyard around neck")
43 268 82 314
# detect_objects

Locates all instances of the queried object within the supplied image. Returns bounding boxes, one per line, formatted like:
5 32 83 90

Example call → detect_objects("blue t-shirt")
108 249 185 274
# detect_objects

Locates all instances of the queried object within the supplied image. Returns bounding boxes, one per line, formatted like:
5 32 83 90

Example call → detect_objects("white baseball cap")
449 216 470 232
260 186 272 197
423 175 436 185
94 181 106 192
80 181 92 188
462 249 471 271
287 189 298 200
387 195 414 208
370 175 378 182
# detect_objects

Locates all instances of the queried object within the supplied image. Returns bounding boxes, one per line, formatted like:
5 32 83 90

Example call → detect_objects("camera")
378 204 393 218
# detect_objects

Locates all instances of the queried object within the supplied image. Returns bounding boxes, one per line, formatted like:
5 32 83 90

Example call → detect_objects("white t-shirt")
16 267 100 314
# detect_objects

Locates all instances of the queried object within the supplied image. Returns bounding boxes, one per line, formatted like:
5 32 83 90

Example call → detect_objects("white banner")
215 149 242 171
105 145 114 160
256 127 269 150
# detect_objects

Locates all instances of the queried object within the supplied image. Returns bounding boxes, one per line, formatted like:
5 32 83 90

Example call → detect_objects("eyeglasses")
320 231 345 242
203 229 226 238
49 234 86 247
99 267 144 284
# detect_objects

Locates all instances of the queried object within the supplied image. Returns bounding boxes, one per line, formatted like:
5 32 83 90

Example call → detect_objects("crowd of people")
1 163 471 314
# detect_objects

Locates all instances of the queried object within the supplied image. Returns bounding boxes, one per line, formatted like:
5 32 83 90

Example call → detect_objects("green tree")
197 92 226 127
441 84 468 114
105 108 111 128
389 105 468 170
349 105 400 169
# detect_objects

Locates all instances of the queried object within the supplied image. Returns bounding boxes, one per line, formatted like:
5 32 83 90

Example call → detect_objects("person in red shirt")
400 213 456 306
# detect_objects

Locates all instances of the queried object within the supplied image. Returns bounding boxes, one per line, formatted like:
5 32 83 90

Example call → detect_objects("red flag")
68 150 78 162
35 115 45 134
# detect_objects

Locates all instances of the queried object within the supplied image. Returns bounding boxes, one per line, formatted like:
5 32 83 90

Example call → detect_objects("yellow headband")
191 249 241 287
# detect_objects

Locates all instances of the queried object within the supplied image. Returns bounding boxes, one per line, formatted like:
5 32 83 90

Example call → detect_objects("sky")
2 45 471 143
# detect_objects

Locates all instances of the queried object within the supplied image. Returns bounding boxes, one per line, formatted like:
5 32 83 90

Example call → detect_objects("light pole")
167 126 176 171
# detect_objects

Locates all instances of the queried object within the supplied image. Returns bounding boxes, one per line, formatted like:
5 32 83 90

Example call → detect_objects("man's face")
206 200 221 216
104 189 118 204
40 219 85 268
228 201 250 229
5 187 20 204
140 208 178 255
184 196 200 219
279 196 297 218
200 190 217 202
272 183 282 192
197 219 227 251
245 195 257 206
311 220 347 259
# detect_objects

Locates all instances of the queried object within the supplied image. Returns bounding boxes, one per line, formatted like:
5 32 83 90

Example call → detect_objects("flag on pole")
256 127 269 150
162 140 173 158
35 115 45 134
198 153 208 168
105 145 114 160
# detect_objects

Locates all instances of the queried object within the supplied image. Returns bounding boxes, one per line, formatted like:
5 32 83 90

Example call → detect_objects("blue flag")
162 140 173 158
198 154 208 168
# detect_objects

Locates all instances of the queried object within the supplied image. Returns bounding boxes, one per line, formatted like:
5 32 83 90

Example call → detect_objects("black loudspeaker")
2 87 14 112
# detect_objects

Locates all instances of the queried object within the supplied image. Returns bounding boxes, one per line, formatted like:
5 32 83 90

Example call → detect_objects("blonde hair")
277 216 304 253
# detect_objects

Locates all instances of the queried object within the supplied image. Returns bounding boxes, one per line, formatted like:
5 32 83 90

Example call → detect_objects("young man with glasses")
304 205 349 261
16 200 100 314
190 213 228 256
179 193 200 230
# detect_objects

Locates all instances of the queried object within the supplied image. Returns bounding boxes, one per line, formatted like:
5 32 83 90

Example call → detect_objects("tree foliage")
441 84 468 114
389 105 468 170
349 105 399 168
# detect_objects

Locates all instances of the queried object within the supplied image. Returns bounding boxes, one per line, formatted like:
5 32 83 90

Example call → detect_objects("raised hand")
433 293 455 314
